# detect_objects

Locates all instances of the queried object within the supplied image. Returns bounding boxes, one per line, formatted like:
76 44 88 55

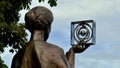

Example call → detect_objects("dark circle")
74 23 92 43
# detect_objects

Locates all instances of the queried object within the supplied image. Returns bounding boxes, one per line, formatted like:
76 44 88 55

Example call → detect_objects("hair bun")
25 6 53 32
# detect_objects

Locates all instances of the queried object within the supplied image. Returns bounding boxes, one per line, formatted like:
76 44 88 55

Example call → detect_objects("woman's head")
25 6 54 41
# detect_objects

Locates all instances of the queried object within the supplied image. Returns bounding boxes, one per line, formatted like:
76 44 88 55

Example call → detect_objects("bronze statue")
11 6 88 68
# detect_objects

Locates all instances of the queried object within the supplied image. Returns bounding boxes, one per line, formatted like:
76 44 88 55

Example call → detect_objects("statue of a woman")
11 6 76 68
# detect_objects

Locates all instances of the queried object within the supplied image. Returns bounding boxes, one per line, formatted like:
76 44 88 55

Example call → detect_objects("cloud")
19 0 120 23
96 19 120 43
1 47 15 68
74 42 120 68
2 0 120 68
19 10 28 23
52 0 120 19
75 55 120 68
73 41 120 68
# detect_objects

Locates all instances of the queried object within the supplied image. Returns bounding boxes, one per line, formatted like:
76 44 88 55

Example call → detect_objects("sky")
1 0 120 68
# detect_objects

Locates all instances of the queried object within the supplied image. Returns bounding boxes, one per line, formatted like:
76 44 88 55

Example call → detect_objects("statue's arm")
11 49 25 68
66 44 91 68
66 47 75 68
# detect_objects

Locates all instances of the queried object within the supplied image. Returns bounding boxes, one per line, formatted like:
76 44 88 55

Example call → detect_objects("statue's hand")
69 45 82 53
69 44 91 53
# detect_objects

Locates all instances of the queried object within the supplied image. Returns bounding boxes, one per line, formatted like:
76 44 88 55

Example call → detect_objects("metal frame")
71 20 96 46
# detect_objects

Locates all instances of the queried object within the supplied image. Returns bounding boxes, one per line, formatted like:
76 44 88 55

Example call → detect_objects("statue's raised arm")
11 6 95 68
11 6 74 68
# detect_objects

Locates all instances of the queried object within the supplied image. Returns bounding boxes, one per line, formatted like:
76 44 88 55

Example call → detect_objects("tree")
0 0 57 68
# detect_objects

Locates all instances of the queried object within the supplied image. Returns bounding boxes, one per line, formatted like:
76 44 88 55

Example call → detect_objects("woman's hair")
25 6 54 41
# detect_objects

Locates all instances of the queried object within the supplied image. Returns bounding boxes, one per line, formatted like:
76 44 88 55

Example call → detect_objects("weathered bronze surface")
11 6 75 68
11 6 94 68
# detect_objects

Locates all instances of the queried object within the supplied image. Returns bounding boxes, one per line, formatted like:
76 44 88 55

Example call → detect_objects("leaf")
48 0 57 7
39 0 44 2
9 49 14 53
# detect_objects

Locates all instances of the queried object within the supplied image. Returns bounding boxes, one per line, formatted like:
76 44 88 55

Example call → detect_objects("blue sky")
1 0 120 68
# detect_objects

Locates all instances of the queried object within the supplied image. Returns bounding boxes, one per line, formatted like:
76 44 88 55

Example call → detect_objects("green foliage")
0 0 57 53
0 0 32 23
48 0 57 6
0 22 27 53
38 0 57 7
39 0 45 2
0 0 31 53
0 0 57 67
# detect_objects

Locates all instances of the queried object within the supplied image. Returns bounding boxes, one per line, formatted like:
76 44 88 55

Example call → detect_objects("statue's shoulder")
49 43 64 52
33 41 64 54
46 42 65 55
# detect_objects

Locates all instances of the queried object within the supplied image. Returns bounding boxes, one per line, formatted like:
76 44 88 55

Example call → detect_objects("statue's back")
11 41 70 68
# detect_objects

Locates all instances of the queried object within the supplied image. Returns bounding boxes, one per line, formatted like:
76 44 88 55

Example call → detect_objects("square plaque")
71 20 96 46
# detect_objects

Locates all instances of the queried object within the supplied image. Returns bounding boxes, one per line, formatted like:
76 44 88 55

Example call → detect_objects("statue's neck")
30 30 44 41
